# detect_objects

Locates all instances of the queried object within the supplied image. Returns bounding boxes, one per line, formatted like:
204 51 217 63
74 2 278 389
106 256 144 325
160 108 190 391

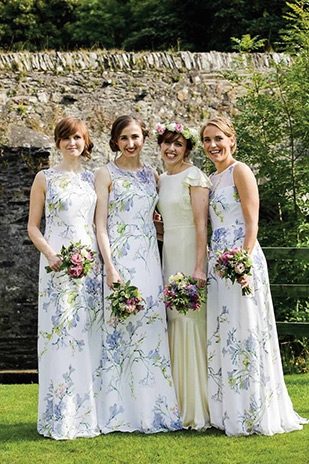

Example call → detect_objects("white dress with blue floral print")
97 162 182 433
207 161 307 436
38 168 103 440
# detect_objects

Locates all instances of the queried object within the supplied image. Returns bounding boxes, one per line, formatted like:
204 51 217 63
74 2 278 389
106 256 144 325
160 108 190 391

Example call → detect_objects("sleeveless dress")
97 162 182 433
38 168 103 440
158 165 212 430
207 161 307 436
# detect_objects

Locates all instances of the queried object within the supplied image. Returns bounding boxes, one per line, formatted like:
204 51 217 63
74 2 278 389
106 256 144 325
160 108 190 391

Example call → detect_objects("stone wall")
0 50 284 372
0 144 50 370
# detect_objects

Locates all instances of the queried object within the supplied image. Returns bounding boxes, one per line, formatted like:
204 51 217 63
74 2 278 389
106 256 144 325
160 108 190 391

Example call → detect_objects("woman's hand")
47 254 63 272
237 274 250 289
106 267 122 289
154 212 164 241
192 269 207 288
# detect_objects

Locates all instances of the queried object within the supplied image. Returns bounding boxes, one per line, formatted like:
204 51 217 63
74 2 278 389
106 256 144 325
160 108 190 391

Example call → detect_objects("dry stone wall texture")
0 51 286 371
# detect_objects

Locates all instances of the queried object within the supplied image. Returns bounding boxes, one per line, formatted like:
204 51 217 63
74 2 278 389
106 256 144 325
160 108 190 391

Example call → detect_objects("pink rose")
71 253 83 264
125 304 136 314
175 124 183 132
235 263 245 274
68 265 83 277
155 123 166 135
232 247 239 254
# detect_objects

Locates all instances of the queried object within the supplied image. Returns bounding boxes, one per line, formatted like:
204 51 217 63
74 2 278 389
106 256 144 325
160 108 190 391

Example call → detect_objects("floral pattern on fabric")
38 168 103 440
98 162 181 433
207 161 307 436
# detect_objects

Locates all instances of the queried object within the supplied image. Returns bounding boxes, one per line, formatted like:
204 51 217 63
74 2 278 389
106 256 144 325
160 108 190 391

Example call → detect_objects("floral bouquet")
106 281 145 322
215 247 253 296
163 272 205 315
45 241 96 278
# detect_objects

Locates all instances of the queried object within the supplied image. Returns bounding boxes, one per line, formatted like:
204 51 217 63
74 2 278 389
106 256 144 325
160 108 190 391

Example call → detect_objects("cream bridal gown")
158 165 212 430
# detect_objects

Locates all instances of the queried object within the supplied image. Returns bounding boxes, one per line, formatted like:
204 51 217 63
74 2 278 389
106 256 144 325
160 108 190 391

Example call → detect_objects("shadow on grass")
0 423 225 444
0 422 42 443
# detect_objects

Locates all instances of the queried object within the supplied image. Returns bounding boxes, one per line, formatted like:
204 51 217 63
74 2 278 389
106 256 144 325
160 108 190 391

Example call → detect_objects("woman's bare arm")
27 171 62 271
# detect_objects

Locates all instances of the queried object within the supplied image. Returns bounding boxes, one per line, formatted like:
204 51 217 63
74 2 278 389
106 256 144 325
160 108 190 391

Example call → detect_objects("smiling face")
160 133 189 170
58 131 86 159
202 124 235 168
117 122 144 159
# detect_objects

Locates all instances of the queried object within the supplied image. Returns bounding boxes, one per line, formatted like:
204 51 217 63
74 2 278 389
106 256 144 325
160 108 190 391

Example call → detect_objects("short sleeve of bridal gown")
158 165 212 431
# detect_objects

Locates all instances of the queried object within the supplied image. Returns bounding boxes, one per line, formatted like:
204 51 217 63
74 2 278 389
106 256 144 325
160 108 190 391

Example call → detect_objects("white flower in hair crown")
153 122 200 149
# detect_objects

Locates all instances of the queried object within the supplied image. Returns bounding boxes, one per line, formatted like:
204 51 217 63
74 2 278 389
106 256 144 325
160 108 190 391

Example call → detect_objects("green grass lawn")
0 375 308 464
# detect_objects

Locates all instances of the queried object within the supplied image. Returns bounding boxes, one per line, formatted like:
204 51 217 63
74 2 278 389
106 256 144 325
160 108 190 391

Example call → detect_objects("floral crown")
153 122 200 150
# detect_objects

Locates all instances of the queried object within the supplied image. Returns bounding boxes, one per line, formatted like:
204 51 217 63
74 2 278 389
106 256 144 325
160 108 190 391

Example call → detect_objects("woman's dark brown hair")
109 115 148 152
54 117 94 162
157 130 193 159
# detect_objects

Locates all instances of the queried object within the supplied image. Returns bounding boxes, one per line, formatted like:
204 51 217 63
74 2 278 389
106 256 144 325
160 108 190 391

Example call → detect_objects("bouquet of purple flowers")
163 272 205 315
45 241 96 279
106 281 145 322
215 247 253 296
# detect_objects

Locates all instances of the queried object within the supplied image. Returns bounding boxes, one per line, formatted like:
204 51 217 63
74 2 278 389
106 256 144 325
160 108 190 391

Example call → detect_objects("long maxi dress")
158 165 212 430
38 168 103 440
97 162 182 433
207 161 308 436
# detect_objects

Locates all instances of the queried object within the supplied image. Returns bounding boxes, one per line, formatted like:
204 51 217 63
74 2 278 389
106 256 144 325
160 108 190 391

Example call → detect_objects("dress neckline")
111 161 145 173
50 167 86 176
165 165 195 177
212 161 238 177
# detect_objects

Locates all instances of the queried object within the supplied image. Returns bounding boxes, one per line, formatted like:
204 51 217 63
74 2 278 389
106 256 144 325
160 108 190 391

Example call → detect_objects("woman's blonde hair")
200 117 237 154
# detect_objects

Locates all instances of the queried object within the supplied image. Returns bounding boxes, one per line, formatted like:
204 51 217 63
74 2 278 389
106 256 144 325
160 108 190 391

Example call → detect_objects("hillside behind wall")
0 50 288 373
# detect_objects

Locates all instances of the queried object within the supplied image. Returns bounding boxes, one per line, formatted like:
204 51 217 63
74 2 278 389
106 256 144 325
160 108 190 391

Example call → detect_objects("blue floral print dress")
207 161 307 436
97 162 182 433
38 168 103 440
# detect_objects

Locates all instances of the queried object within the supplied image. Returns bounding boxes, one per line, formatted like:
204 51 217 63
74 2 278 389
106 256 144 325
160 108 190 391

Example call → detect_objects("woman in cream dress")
156 122 212 430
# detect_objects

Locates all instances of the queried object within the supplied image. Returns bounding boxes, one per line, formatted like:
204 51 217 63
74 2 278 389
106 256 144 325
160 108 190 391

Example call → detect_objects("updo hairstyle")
109 115 149 152
157 130 193 160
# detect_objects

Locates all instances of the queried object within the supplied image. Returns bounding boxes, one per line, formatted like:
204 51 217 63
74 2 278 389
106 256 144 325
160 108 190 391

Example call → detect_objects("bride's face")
117 122 144 159
160 134 188 168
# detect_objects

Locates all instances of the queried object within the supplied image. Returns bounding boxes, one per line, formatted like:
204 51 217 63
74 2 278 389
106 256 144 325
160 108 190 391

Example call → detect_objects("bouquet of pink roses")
163 272 205 315
215 247 253 296
45 241 96 278
106 281 145 322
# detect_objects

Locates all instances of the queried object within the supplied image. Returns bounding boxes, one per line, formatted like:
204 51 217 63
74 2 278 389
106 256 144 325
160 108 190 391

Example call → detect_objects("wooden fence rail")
262 247 309 337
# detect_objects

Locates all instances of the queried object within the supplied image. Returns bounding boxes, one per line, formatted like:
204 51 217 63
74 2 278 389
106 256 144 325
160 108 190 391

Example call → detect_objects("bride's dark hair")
109 115 149 152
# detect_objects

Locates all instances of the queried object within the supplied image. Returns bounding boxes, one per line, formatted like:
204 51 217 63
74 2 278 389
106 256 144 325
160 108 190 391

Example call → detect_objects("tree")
223 2 309 363
0 0 80 50
169 0 289 52
69 0 130 49
228 1 309 247
122 0 182 51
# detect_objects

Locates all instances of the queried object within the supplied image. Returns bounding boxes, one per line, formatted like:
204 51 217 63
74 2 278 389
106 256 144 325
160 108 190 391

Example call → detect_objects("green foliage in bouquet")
106 281 145 322
164 272 206 315
215 248 253 296
45 241 96 278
